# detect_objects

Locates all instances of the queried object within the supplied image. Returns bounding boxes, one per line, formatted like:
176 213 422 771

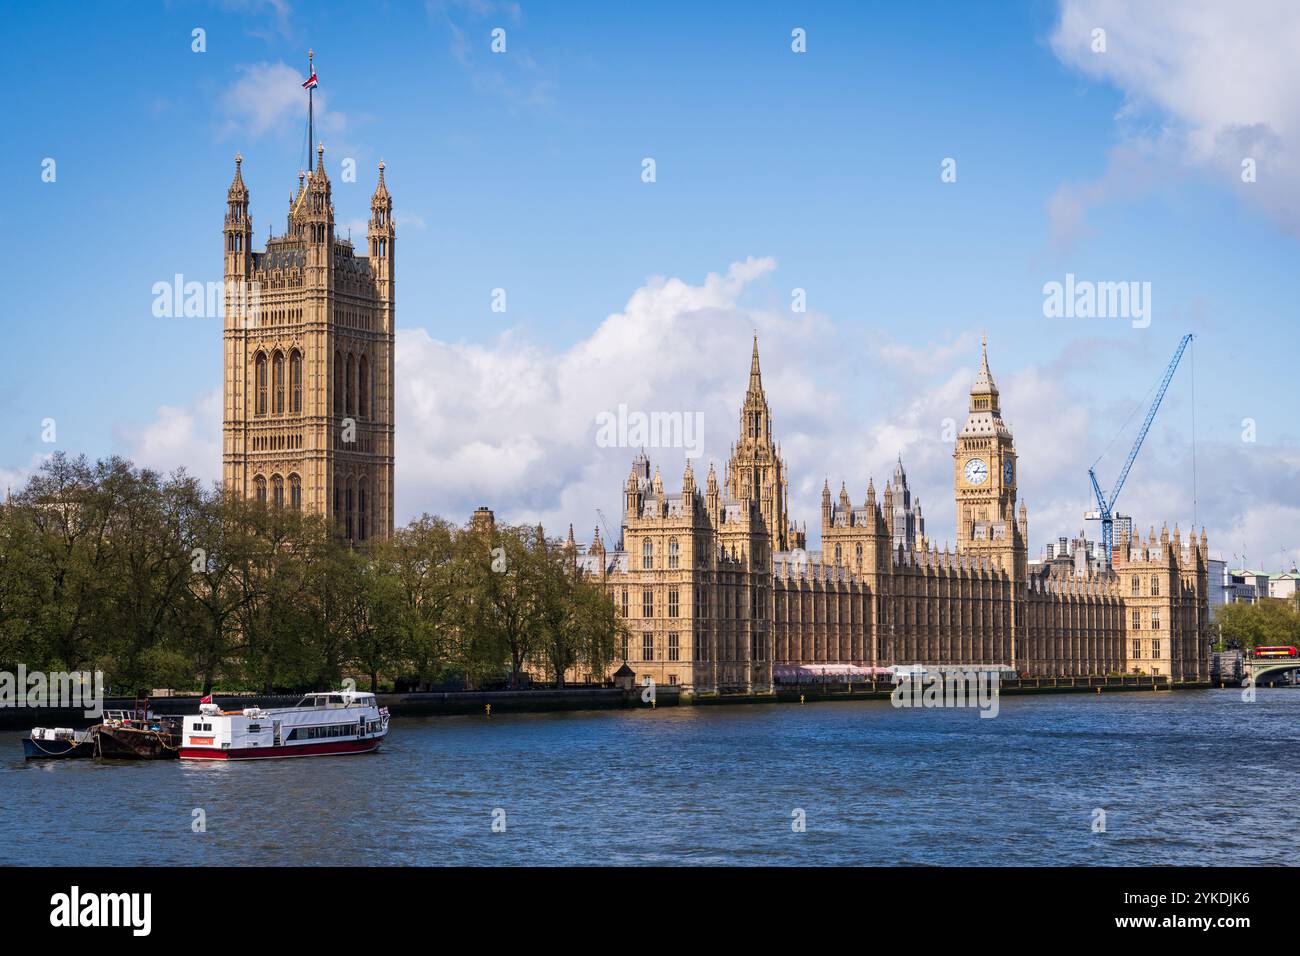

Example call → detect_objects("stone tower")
954 337 1024 573
724 335 794 551
221 147 395 540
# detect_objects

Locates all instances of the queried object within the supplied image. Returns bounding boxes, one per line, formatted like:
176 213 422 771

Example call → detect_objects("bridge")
1243 655 1300 686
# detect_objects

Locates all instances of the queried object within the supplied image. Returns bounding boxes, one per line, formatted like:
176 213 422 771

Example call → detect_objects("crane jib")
1088 333 1195 567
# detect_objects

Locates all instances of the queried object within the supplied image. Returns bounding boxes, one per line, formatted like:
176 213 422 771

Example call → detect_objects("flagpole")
307 49 314 169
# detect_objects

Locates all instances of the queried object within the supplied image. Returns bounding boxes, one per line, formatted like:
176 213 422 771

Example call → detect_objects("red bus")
1253 645 1299 658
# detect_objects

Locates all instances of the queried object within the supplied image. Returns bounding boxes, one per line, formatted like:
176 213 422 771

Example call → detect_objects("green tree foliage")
0 454 621 694
1215 599 1300 651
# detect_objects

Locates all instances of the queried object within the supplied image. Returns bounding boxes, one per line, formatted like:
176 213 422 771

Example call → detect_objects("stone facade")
221 147 395 540
574 337 1210 691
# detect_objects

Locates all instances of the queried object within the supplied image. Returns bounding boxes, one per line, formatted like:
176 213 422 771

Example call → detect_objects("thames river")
3 688 1296 866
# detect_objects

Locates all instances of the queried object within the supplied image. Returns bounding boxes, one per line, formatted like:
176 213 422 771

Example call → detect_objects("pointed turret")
223 153 253 319
368 161 395 317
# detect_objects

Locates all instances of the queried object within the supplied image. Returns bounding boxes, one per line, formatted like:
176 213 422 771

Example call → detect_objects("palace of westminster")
220 149 1209 695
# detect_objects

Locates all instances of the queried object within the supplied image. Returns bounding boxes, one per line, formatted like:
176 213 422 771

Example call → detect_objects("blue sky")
2 1 1298 568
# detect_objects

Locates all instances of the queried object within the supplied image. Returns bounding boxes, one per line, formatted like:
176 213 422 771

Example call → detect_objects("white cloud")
1049 0 1300 241
220 61 348 147
115 390 222 486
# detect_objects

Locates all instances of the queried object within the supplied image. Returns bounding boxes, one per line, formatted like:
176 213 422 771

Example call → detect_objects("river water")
2 688 1295 866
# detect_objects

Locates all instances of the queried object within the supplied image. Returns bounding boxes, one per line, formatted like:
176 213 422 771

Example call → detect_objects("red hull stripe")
180 737 384 760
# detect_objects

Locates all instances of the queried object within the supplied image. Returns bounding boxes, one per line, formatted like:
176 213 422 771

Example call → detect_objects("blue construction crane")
1086 333 1194 570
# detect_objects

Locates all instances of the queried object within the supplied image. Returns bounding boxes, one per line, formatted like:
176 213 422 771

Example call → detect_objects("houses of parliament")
575 338 1211 693
217 149 1208 695
221 146 395 541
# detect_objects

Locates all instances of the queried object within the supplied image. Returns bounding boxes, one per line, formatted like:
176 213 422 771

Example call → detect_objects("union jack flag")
302 72 318 90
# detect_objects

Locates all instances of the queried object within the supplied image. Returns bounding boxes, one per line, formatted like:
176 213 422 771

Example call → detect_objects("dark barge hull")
23 737 95 759
93 726 181 759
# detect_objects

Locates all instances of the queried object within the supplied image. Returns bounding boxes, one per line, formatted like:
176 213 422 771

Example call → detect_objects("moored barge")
23 727 95 759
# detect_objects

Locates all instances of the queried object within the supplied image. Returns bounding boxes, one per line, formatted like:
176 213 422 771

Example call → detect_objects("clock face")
964 457 988 485
1003 459 1014 485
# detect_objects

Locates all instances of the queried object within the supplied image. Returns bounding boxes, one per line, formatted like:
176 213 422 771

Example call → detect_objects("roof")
613 664 636 677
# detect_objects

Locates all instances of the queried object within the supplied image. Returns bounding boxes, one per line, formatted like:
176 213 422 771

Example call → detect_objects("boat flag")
200 694 213 704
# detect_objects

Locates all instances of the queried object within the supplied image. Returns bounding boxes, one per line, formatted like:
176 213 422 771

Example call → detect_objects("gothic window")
333 351 343 415
253 475 266 504
1131 575 1140 596
642 632 654 662
358 478 368 541
272 351 285 415
255 353 268 416
834 544 842 565
856 543 863 563
1132 639 1141 659
346 353 356 416
621 588 628 617
668 538 679 569
1152 640 1161 658
290 350 302 414
668 632 680 662
1132 610 1141 630
642 588 654 618
1151 609 1161 629
1150 576 1160 597
668 588 679 618
358 355 370 419
642 539 653 570
346 478 355 541
271 474 284 509
289 473 301 511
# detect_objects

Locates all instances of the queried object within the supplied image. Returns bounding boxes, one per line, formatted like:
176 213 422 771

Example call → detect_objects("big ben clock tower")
954 337 1020 564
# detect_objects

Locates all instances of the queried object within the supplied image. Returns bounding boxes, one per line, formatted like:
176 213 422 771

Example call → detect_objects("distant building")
887 457 926 553
1269 569 1300 601
1227 569 1269 604
1207 558 1226 622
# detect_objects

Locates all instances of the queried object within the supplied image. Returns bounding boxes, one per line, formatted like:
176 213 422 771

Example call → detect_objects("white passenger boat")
179 690 389 760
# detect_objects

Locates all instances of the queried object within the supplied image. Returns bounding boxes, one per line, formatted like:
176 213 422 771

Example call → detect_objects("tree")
534 536 622 687
373 515 459 688
458 523 546 689
1216 599 1300 651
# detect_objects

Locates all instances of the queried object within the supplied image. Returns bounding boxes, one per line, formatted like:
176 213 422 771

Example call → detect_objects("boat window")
328 695 344 705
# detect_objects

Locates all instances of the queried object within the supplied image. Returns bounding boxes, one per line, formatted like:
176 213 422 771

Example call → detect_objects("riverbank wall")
0 675 1215 729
